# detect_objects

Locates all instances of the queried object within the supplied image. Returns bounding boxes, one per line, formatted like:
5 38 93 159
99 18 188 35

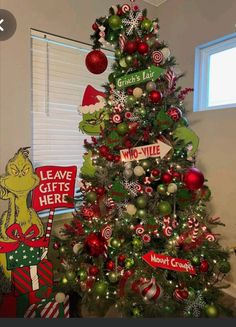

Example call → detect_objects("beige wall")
156 0 236 291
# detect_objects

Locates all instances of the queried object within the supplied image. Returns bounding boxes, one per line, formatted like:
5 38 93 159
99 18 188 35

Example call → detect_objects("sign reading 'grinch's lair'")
120 141 172 162
115 65 165 89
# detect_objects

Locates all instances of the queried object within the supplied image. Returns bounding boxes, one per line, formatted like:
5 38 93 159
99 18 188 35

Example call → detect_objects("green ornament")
125 55 133 66
119 57 128 68
110 238 121 249
218 261 231 274
106 31 118 44
86 191 97 203
139 107 146 116
176 187 196 208
125 258 135 269
191 256 201 266
65 270 76 281
205 304 218 318
126 95 136 107
78 269 88 281
108 15 122 31
136 195 148 209
132 307 142 317
132 237 143 249
59 246 67 255
141 159 151 170
94 281 108 296
157 201 172 216
108 272 119 283
157 184 166 194
141 18 153 31
105 130 122 148
117 122 129 135
146 81 156 92
137 209 147 219
115 49 122 58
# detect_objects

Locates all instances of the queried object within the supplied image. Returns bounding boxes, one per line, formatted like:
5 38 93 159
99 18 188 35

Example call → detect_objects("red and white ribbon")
165 69 176 90
119 33 127 52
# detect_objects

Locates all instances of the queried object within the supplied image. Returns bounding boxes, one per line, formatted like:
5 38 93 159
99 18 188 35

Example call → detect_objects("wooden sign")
120 141 172 162
32 166 77 211
142 251 196 275
116 65 165 89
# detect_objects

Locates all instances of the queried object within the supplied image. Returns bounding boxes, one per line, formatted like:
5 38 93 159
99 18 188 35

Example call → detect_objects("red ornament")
161 172 173 184
172 171 182 181
118 254 126 266
96 187 106 196
200 259 209 273
173 288 189 302
114 155 121 163
133 58 140 68
53 242 61 250
124 139 133 148
151 168 161 178
135 37 142 44
134 277 162 301
137 42 149 55
117 7 123 16
84 233 106 257
106 260 115 271
92 22 99 31
89 265 99 276
127 87 134 95
85 50 108 74
149 90 162 103
99 145 109 157
184 168 205 191
106 153 114 161
125 40 138 54
167 107 182 122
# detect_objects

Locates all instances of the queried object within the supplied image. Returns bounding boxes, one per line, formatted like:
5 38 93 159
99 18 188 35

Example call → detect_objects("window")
31 29 114 171
194 32 236 111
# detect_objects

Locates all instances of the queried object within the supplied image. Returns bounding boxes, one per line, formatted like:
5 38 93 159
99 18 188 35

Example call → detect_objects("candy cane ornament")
187 217 200 243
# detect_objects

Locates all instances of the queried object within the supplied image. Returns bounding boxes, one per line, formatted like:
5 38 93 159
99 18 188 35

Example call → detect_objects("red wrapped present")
0 292 17 317
24 293 70 318
12 258 53 295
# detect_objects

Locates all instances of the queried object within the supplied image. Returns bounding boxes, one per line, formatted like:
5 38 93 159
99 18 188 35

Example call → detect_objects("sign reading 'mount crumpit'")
142 251 196 275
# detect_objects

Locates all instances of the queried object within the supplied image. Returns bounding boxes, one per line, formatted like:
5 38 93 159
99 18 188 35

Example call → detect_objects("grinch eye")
86 119 98 125
11 165 19 176
22 167 29 176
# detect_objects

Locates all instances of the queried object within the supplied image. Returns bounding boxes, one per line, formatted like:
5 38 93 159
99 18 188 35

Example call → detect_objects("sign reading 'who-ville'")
115 65 165 89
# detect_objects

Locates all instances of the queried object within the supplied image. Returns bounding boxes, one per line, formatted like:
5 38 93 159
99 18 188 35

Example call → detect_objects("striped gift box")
12 258 53 295
24 294 70 318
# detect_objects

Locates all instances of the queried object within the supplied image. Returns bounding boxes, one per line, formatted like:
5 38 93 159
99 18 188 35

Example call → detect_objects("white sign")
120 141 172 162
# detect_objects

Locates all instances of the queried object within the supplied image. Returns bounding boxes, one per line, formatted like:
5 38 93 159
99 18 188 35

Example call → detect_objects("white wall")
156 0 236 291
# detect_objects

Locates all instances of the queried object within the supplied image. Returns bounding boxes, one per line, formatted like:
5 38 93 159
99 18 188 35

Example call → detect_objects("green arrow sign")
115 65 165 89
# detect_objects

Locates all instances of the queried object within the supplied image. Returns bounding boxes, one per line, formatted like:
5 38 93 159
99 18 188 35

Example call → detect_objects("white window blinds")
31 30 114 173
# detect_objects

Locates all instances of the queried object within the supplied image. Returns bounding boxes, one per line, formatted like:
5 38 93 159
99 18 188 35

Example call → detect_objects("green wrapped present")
6 243 42 270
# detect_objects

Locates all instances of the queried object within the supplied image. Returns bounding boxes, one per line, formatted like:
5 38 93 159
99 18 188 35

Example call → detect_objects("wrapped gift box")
24 293 70 318
12 258 53 295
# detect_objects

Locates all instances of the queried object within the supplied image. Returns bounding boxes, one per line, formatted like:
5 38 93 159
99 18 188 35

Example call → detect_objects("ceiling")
143 0 167 7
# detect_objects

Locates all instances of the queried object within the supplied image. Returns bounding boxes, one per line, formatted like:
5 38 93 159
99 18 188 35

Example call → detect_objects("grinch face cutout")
0 148 44 241
79 85 109 135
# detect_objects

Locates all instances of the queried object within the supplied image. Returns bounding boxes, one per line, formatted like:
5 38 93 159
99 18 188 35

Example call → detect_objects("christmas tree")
54 1 232 318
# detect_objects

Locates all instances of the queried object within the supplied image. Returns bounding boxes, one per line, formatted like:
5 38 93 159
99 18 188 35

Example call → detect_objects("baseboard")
222 281 236 299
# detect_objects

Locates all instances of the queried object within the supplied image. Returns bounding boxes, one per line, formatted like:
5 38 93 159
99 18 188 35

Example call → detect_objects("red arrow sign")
142 251 196 275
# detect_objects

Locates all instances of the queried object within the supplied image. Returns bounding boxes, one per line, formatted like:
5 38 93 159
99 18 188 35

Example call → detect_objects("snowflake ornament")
121 179 142 197
122 10 143 37
112 89 128 108
184 292 206 318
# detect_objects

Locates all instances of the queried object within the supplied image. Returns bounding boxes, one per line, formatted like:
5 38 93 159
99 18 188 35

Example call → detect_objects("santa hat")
79 85 106 114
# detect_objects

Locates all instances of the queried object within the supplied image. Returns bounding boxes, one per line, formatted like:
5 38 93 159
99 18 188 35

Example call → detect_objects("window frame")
193 32 236 112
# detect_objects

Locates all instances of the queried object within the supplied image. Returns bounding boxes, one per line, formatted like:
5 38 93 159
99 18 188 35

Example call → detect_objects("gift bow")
0 223 48 253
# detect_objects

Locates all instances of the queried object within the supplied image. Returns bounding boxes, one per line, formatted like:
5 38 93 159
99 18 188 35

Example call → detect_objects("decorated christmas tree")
54 1 232 318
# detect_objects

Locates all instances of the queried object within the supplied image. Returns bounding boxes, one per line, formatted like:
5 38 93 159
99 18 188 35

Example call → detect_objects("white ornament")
126 204 137 216
167 183 178 193
161 47 171 60
73 243 82 255
124 162 132 169
123 168 133 179
55 292 66 303
134 166 145 176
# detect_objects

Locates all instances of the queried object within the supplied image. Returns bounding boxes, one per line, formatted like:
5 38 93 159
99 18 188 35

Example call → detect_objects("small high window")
194 32 236 111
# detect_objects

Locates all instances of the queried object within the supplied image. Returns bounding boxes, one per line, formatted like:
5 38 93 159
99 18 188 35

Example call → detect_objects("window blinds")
31 30 114 174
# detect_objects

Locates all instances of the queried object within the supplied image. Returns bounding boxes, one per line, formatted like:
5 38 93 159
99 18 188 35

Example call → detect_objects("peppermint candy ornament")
111 113 122 123
121 4 131 14
142 234 151 243
152 50 164 65
135 224 145 236
167 106 182 122
138 277 163 302
101 225 112 240
125 111 133 119
163 226 173 237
